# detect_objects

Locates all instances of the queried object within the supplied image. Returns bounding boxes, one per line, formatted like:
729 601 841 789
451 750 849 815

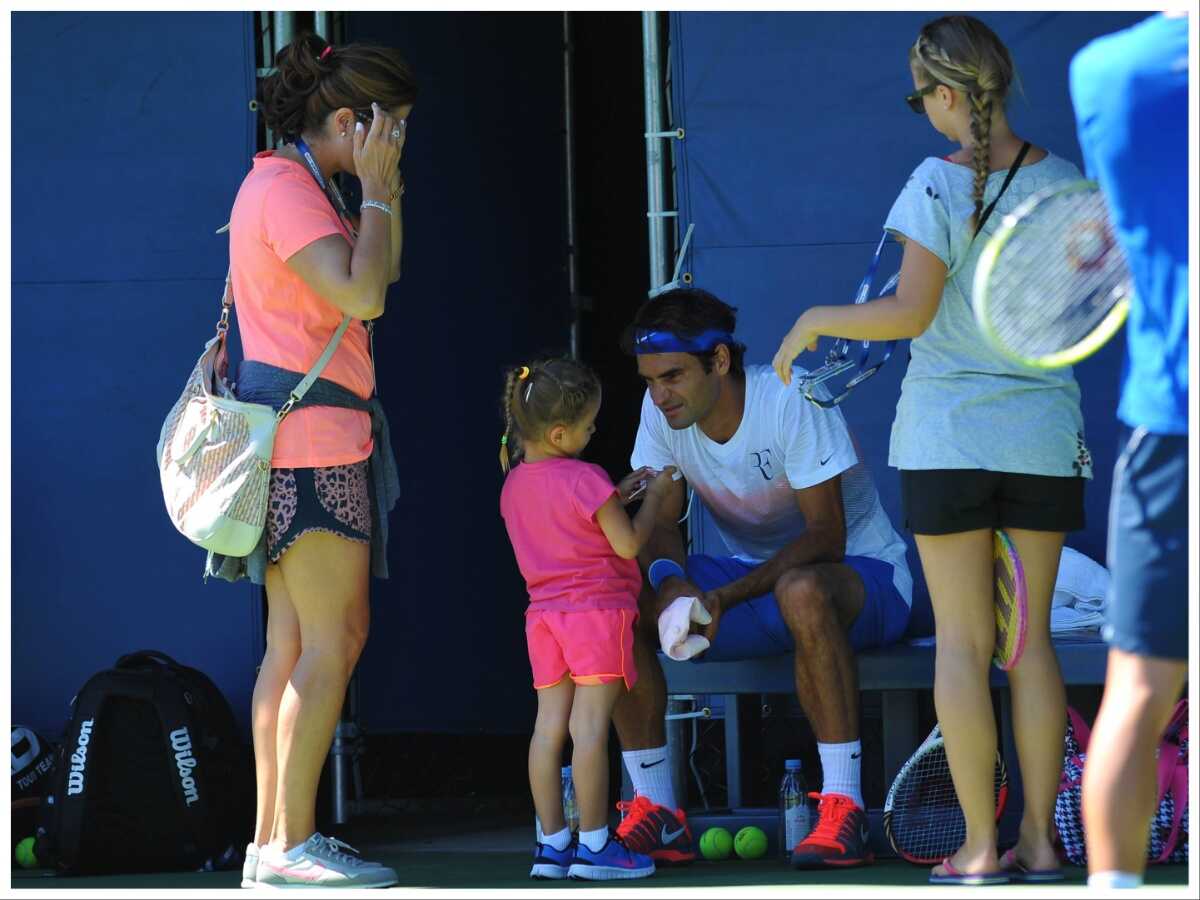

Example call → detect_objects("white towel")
658 595 712 661
1051 546 1110 634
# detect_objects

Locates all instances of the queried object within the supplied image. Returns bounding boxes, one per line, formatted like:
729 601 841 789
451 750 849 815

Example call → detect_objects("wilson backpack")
34 650 250 874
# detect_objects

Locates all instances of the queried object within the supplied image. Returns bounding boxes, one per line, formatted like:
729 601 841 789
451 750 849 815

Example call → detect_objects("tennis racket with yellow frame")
973 180 1132 369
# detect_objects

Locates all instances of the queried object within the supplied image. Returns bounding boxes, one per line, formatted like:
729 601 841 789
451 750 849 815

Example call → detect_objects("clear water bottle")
779 758 811 858
536 765 580 841
561 766 580 834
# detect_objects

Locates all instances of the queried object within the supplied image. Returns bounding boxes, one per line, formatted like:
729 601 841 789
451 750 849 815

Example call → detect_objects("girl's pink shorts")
526 607 638 691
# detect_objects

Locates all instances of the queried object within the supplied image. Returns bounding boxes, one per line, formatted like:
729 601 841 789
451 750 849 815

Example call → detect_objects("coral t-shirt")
500 458 642 612
229 151 374 468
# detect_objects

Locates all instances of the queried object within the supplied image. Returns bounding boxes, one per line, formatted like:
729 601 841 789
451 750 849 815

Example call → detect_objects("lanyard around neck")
293 138 360 242
291 138 375 349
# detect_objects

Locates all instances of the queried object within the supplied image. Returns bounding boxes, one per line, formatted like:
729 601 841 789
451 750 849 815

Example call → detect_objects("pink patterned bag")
1055 700 1188 865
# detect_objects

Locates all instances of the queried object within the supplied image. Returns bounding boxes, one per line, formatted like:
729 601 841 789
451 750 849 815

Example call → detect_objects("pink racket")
992 529 1028 670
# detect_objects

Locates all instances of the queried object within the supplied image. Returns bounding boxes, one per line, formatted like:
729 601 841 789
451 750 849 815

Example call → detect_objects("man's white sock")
622 746 677 809
818 740 864 810
542 826 572 852
1088 871 1143 889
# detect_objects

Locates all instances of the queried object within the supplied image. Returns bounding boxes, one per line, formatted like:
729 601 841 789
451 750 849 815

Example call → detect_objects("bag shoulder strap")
277 315 354 419
1066 705 1092 751
216 211 352 419
1151 698 1188 863
975 141 1032 236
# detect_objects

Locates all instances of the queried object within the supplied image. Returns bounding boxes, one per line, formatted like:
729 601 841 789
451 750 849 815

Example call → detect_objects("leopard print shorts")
266 461 372 563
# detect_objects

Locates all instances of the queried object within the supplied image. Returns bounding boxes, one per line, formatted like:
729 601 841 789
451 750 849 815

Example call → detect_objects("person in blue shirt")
1069 11 1190 890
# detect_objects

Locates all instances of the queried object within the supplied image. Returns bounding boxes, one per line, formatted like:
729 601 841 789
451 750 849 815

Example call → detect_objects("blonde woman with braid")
774 15 1091 885
498 358 673 881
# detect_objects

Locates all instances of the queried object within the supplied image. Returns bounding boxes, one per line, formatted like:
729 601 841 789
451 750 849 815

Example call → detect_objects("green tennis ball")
699 827 733 860
15 836 38 869
733 825 767 860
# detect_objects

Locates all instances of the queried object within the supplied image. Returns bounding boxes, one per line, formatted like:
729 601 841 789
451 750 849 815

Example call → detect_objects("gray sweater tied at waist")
205 359 401 585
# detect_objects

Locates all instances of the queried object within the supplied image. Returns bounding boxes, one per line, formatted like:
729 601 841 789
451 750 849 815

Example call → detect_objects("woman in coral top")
228 33 411 889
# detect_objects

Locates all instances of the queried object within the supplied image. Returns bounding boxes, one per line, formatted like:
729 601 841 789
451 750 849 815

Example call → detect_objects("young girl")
498 358 675 881
773 16 1089 886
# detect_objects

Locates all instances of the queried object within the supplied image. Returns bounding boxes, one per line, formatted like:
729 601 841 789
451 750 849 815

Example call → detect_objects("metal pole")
642 11 670 291
273 11 295 60
563 13 581 359
330 673 360 825
315 11 330 41
665 698 689 809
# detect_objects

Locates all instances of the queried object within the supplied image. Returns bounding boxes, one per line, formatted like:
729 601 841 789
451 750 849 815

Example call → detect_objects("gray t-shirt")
884 153 1094 478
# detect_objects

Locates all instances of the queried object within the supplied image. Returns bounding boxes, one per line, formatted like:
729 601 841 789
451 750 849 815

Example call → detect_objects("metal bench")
655 633 1109 855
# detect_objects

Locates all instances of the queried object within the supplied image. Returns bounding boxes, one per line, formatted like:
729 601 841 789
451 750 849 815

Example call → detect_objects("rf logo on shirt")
750 449 774 481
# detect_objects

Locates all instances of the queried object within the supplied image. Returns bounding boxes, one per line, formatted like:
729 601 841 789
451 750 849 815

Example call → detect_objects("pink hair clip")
319 45 333 62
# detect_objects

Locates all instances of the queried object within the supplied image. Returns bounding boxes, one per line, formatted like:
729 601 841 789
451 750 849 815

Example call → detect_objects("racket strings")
889 745 1006 862
986 191 1130 358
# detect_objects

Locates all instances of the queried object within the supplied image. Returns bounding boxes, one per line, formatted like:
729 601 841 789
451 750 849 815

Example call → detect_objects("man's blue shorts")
1104 427 1188 660
683 554 911 663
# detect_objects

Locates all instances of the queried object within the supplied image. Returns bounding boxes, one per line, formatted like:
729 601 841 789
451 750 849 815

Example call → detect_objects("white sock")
1088 871 1143 889
542 826 571 852
623 746 677 809
580 826 609 853
818 740 864 809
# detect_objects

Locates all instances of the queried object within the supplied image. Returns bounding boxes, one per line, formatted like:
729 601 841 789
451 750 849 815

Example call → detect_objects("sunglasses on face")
905 82 939 114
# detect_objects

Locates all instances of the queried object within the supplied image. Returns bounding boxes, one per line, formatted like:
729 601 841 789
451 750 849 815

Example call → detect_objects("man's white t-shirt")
631 364 913 606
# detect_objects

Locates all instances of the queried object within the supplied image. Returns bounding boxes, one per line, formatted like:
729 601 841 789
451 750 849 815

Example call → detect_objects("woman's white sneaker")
241 842 259 888
256 833 398 889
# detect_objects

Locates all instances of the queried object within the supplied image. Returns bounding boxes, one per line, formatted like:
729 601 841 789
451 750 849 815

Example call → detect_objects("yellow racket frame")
973 179 1131 369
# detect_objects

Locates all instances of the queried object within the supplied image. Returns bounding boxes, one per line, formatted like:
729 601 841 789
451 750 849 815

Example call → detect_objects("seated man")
612 288 912 869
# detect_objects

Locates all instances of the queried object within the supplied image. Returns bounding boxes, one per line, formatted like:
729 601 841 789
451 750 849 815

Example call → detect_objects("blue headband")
633 328 736 354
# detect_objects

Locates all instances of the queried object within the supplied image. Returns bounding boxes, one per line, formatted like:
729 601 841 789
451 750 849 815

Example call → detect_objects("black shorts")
900 468 1086 535
266 461 373 563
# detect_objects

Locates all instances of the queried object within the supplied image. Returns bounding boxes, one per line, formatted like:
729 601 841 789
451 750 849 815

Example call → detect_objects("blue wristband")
648 558 686 592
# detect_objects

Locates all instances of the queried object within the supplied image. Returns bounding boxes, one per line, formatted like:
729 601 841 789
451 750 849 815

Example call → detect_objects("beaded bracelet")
361 200 393 217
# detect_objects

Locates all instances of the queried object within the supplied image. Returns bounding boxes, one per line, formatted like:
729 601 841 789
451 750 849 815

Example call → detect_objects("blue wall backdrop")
10 12 1150 738
668 11 1148 628
9 11 569 738
11 12 261 737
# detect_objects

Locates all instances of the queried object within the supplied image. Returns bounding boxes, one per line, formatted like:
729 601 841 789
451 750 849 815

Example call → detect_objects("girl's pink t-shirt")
229 151 374 468
500 458 642 612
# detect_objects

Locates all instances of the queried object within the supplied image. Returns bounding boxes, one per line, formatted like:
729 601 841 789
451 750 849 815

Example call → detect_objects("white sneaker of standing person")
241 842 259 888
256 833 399 888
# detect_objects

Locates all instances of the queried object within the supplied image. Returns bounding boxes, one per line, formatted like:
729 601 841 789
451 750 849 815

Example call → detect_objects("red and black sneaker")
790 792 874 869
615 795 697 865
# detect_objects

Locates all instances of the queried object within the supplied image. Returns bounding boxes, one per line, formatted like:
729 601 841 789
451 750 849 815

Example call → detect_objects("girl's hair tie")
319 45 334 62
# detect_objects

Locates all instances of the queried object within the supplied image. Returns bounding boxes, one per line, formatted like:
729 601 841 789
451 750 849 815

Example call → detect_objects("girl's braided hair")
499 358 601 473
910 16 1016 235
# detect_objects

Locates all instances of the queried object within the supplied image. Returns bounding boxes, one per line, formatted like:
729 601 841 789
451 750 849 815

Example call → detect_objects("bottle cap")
785 758 802 769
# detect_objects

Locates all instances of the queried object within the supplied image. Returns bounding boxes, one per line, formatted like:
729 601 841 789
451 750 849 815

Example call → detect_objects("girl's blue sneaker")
567 836 655 880
529 841 573 879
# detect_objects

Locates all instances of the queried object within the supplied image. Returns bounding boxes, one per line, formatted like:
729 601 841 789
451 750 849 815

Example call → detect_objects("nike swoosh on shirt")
819 453 834 466
640 759 665 769
661 825 687 844
850 751 861 759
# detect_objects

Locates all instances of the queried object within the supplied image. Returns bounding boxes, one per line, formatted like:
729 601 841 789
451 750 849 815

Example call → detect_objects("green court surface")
10 855 1190 892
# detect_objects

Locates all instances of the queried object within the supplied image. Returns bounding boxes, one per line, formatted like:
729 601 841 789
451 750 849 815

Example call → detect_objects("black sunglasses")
905 83 939 115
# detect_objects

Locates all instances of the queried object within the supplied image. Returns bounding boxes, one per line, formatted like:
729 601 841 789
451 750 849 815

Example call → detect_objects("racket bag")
34 650 249 874
1055 701 1188 866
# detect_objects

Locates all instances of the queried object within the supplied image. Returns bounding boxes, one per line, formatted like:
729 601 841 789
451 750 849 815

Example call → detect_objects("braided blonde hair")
910 16 1015 235
498 358 601 473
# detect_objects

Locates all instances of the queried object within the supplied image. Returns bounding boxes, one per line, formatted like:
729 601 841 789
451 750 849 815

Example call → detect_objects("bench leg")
723 694 742 808
881 689 918 789
998 688 1022 845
